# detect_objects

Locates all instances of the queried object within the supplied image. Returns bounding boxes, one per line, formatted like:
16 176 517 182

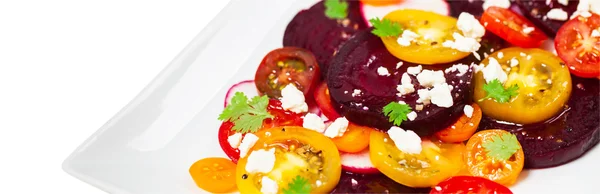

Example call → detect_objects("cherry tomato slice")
236 127 342 193
314 82 341 120
218 99 303 163
465 130 524 186
480 7 547 48
555 13 600 78
255 47 320 98
332 123 372 153
189 157 237 193
435 103 482 143
361 0 402 6
430 176 513 194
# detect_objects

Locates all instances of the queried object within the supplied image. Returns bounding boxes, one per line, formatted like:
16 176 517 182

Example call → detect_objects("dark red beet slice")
326 29 487 136
515 0 579 37
447 0 485 18
330 171 430 194
283 0 368 76
479 76 600 169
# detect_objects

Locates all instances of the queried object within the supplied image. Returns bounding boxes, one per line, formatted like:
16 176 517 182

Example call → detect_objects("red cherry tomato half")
430 176 513 194
254 47 320 98
314 82 341 120
555 13 600 78
217 99 303 163
480 7 547 48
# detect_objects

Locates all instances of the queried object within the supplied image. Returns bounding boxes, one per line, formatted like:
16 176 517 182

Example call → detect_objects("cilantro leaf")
478 79 519 103
282 176 310 194
218 92 273 133
482 132 521 161
324 0 348 19
369 17 403 37
382 102 412 126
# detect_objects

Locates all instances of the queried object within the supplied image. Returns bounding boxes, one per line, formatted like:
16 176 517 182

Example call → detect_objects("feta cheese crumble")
444 64 470 76
558 0 569 6
429 83 454 108
396 61 404 69
547 8 569 21
510 58 519 67
457 12 486 38
303 113 326 133
417 70 446 88
442 33 482 53
572 0 600 19
227 133 243 149
407 65 423 75
482 57 507 84
483 0 511 10
238 133 259 158
387 126 422 154
377 66 391 76
407 111 418 121
416 89 432 105
464 105 474 118
522 26 535 34
497 52 504 59
261 177 279 194
281 84 308 113
352 89 362 97
245 148 275 174
324 117 349 138
397 30 420 46
397 73 415 96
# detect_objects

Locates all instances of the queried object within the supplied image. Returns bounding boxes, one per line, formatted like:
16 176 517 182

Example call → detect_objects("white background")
0 0 230 193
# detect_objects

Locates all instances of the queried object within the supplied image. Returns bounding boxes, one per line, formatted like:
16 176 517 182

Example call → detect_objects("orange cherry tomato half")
314 82 341 120
332 123 372 153
555 13 600 78
189 157 237 193
361 0 402 6
465 130 524 186
480 7 547 48
435 103 482 143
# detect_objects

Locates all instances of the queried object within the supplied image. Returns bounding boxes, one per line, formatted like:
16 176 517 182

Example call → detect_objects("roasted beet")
327 29 480 136
515 0 579 37
447 0 485 18
331 171 430 194
283 0 368 76
479 76 600 169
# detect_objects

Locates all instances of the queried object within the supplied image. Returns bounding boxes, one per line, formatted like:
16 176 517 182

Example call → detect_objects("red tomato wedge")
430 176 513 194
555 13 600 78
217 99 303 163
480 7 547 48
314 82 341 120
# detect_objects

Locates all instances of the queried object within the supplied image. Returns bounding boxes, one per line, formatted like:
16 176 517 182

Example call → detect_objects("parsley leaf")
478 79 519 103
382 102 412 126
369 17 403 37
218 92 273 133
324 0 348 19
282 176 311 194
482 132 521 161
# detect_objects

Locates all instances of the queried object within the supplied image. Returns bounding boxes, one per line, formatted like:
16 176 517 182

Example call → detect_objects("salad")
188 0 600 193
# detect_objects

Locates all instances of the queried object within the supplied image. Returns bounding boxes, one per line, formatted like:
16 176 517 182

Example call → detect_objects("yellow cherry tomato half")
369 130 466 188
381 9 471 64
189 157 237 193
474 47 572 124
236 127 341 194
465 130 524 186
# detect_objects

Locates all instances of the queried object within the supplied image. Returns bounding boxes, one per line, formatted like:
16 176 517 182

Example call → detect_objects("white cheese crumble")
324 117 349 138
547 8 569 21
522 26 535 34
592 29 600 37
227 133 243 149
417 70 446 88
281 84 308 113
510 58 519 67
416 89 432 105
261 177 279 194
442 33 482 53
444 64 470 76
407 111 418 121
464 105 474 118
377 66 391 76
558 0 569 6
457 12 486 38
429 83 454 108
572 0 600 19
387 126 422 154
482 57 508 84
238 133 259 158
352 89 362 97
415 104 424 111
407 65 423 75
397 73 415 96
303 113 326 133
483 0 511 10
497 52 504 59
396 61 404 69
245 148 275 173
397 30 420 46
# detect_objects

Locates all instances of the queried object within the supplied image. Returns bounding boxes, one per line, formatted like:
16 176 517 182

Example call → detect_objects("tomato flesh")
555 13 600 78
435 103 482 143
255 47 320 98
314 82 341 120
480 7 547 48
218 99 303 163
331 123 372 153
430 176 513 194
465 130 524 186
189 157 237 193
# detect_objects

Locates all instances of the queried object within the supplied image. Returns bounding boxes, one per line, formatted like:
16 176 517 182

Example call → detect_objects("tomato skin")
236 127 341 194
255 47 320 99
332 123 372 153
218 99 303 163
555 13 600 78
430 176 513 194
465 130 524 186
189 157 237 193
480 7 547 48
435 104 482 143
314 82 341 120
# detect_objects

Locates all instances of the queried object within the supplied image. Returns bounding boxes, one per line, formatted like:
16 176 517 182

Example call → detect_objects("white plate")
63 0 600 193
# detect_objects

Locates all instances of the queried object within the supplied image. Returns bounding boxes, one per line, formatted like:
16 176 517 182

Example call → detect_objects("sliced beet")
283 0 368 77
515 0 579 37
478 76 600 169
330 171 430 194
446 0 485 18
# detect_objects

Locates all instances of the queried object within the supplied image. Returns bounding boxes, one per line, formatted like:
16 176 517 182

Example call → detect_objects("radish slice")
224 80 259 107
361 0 450 26
340 149 380 174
